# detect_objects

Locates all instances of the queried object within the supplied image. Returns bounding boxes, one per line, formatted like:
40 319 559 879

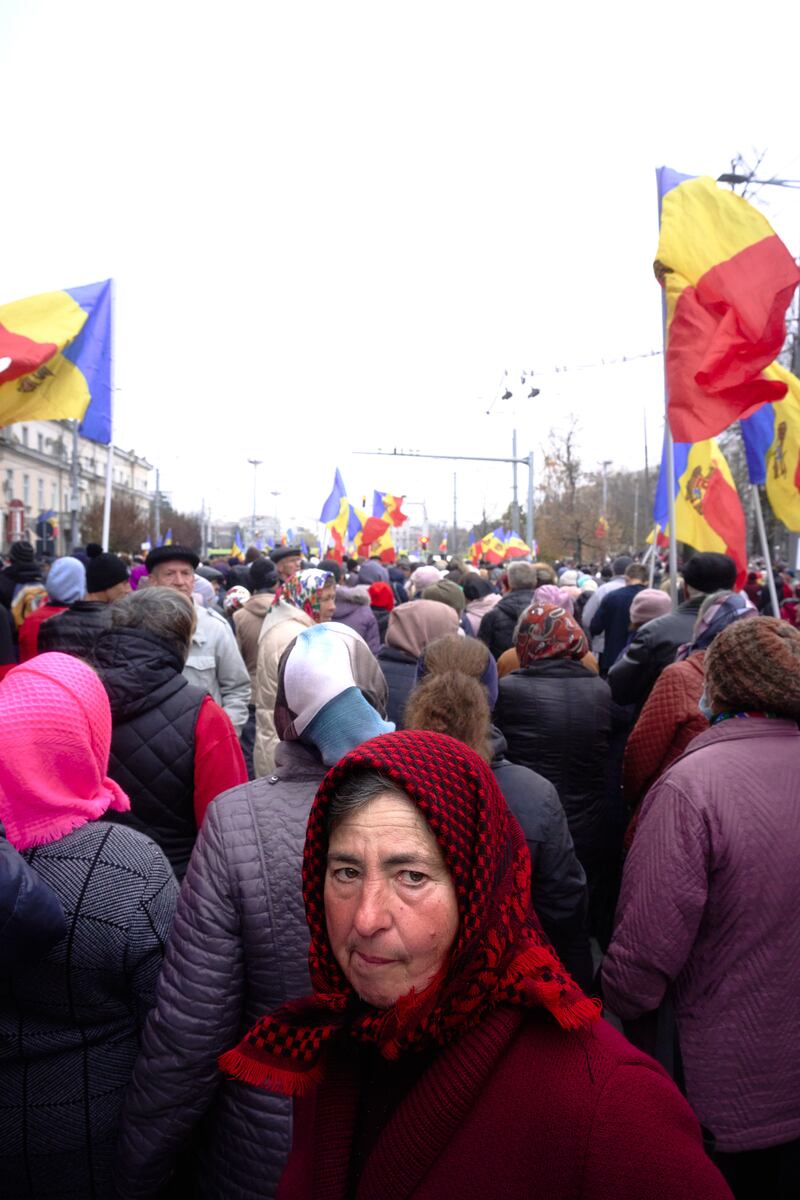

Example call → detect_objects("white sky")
3 0 800 535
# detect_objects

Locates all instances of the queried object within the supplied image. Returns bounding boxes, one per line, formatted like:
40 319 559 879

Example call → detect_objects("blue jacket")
590 584 645 673
0 830 66 968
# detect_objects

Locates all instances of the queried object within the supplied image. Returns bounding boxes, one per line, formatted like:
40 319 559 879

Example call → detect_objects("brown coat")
234 593 273 690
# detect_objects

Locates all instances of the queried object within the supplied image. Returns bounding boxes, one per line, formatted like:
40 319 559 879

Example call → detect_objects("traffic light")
419 534 429 550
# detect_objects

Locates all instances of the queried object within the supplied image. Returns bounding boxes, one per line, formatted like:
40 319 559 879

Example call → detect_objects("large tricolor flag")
355 515 395 563
0 280 113 443
656 169 800 442
653 436 746 587
503 530 531 560
740 361 800 532
372 490 408 527
320 469 361 562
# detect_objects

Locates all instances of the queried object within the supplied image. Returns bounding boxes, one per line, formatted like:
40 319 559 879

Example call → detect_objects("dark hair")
110 586 195 664
327 770 408 833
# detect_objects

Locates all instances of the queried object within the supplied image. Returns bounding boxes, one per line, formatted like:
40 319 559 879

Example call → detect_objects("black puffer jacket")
477 587 534 659
493 659 612 867
376 644 417 728
94 626 205 880
490 729 592 991
37 599 111 663
607 596 704 712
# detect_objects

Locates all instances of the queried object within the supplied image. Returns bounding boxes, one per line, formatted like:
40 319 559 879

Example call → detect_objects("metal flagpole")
752 485 780 614
665 425 678 607
101 280 115 551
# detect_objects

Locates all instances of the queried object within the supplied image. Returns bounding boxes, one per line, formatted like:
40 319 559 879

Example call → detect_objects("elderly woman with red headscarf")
0 652 177 1198
219 730 730 1199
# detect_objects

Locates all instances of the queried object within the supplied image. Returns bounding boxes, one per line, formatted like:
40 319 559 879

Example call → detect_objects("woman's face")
317 584 337 623
324 792 459 1008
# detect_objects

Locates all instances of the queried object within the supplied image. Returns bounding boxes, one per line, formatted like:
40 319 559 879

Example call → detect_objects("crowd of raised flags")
652 169 800 577
1 172 800 572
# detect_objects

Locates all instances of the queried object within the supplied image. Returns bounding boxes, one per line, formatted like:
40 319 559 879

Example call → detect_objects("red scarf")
219 730 600 1095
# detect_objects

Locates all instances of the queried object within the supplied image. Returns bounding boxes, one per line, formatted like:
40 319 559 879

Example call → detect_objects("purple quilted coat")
603 718 800 1153
115 740 324 1199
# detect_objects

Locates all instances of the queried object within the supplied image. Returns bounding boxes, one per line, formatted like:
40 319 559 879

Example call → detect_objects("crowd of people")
1 533 799 1199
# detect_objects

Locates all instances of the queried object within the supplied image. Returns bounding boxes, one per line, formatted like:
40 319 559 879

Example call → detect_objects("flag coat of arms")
0 280 113 442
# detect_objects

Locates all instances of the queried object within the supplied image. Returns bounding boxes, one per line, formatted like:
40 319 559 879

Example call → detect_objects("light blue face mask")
698 690 714 721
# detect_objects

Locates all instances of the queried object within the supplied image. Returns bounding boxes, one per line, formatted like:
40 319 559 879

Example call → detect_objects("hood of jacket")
385 599 459 658
94 625 189 719
467 593 501 619
243 592 273 619
335 584 371 608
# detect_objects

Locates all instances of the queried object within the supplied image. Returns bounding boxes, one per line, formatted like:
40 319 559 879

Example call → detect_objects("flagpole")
752 485 780 614
101 280 115 551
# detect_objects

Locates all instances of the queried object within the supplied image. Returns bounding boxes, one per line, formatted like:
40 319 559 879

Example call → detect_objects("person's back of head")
624 564 648 586
108 585 195 666
405 670 492 764
274 621 393 764
704 615 800 718
600 564 613 580
249 557 279 592
683 552 737 596
612 555 633 577
507 561 540 592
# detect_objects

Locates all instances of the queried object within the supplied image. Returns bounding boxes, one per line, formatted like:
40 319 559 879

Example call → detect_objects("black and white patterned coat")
0 820 178 1199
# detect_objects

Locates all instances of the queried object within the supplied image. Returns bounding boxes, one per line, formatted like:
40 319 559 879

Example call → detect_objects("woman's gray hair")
110 586 196 664
327 770 409 834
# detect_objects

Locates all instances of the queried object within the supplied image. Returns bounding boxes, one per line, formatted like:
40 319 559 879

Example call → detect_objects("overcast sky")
3 1 800 536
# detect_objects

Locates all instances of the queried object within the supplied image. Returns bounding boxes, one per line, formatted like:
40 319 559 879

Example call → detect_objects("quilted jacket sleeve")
622 666 686 805
115 803 245 1197
602 778 710 1020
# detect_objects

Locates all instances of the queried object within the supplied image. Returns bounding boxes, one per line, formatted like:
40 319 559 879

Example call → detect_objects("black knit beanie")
9 540 35 567
85 545 129 593
683 553 737 595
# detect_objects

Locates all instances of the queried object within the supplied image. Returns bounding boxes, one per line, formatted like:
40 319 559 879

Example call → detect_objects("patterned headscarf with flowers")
515 603 588 666
275 568 334 622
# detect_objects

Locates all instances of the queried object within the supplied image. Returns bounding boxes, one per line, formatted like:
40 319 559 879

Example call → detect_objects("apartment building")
0 419 153 554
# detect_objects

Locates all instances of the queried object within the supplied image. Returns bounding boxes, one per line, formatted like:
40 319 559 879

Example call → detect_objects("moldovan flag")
355 516 395 563
372 490 408 527
0 281 113 442
653 435 746 587
504 530 531 559
740 361 800 532
467 529 483 565
656 169 800 442
481 528 506 566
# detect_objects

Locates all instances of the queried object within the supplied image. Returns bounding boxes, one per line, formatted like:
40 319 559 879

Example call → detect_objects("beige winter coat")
234 593 273 690
253 604 313 777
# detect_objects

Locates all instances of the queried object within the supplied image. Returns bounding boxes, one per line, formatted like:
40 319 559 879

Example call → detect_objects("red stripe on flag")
0 324 57 383
666 236 800 442
702 468 747 589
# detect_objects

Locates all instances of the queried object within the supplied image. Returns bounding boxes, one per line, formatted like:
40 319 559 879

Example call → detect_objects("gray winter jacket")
115 740 324 1199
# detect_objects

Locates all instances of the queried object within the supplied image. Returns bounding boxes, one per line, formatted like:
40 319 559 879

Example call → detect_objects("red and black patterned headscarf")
219 729 600 1096
516 602 589 666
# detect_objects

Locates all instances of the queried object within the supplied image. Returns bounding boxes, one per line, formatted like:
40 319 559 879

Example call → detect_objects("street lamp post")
247 458 262 545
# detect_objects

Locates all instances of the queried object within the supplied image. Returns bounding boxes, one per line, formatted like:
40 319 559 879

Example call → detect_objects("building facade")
0 419 153 554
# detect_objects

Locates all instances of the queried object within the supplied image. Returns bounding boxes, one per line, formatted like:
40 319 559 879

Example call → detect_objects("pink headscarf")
0 652 130 850
534 584 575 615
